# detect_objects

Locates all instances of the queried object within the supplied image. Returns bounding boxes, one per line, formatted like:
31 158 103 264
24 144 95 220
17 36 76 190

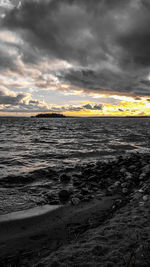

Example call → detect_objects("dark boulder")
59 173 71 184
58 189 71 203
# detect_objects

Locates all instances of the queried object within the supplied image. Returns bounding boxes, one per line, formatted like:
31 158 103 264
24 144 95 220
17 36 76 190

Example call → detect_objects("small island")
31 113 66 118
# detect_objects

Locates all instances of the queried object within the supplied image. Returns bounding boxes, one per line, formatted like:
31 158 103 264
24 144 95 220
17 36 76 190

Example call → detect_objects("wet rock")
122 188 128 194
113 181 121 187
139 173 146 180
121 182 128 188
83 168 93 175
58 190 71 203
120 167 126 173
138 188 144 193
129 165 136 170
74 193 83 200
81 188 91 195
142 164 150 173
88 175 98 181
143 195 149 201
125 172 132 180
71 197 80 205
133 192 142 200
89 181 98 187
139 201 145 206
106 186 115 195
59 173 71 184
96 193 105 199
73 180 81 187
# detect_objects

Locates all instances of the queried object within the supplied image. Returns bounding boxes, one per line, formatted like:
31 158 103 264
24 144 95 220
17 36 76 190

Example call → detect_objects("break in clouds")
0 0 150 113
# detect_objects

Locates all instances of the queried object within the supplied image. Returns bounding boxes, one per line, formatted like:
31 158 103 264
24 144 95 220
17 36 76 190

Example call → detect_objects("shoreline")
0 151 150 215
0 197 117 258
0 152 150 266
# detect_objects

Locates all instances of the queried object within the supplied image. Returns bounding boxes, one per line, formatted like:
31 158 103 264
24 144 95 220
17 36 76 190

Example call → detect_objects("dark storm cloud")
3 0 129 65
0 44 17 71
117 2 150 68
58 68 138 95
2 0 150 96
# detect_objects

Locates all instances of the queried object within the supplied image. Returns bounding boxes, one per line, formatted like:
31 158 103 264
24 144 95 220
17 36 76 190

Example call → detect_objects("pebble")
142 164 150 173
122 188 128 194
125 172 132 180
58 190 71 203
129 165 136 170
120 167 126 173
138 189 144 193
59 173 71 183
139 201 145 206
113 181 120 187
121 182 128 188
81 188 91 195
71 197 80 205
139 173 145 180
143 195 149 201
133 192 142 200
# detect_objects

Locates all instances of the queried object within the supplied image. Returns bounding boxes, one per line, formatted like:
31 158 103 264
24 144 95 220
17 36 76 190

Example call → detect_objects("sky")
0 0 150 116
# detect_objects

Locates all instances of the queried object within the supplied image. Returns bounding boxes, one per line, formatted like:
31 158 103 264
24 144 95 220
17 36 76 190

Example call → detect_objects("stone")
59 173 71 183
74 193 83 200
138 189 144 193
139 201 145 206
96 193 104 199
121 182 128 188
139 173 145 180
81 188 90 195
71 197 80 205
125 172 132 180
88 175 97 181
113 181 121 187
142 164 150 173
133 192 142 200
120 167 126 173
143 195 149 201
129 165 136 170
58 190 71 202
90 181 98 187
122 188 128 194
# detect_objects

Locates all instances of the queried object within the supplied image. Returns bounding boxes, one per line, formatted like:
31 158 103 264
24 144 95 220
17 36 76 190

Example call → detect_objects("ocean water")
0 117 150 213
0 117 150 180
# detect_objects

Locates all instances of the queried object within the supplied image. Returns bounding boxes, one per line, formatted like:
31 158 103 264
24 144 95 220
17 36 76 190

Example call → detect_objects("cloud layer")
0 0 150 114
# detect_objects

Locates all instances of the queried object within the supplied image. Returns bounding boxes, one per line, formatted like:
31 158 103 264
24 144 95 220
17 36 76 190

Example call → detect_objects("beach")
0 152 150 266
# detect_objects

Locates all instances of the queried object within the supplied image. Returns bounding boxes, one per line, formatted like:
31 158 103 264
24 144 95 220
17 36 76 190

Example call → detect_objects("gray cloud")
83 104 103 110
0 42 18 71
1 0 150 97
0 88 103 113
0 88 25 104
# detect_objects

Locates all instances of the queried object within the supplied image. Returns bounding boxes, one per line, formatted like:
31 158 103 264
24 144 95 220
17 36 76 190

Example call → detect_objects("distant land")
31 113 66 118
31 114 150 119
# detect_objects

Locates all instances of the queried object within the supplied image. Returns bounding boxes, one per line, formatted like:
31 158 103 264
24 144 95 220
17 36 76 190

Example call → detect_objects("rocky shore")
46 152 150 209
0 152 150 266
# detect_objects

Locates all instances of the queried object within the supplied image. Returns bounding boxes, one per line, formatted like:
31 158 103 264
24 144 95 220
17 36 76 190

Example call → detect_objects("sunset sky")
0 0 150 116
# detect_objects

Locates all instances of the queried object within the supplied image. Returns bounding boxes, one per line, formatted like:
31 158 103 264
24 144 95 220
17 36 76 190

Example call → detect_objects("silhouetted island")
32 113 66 118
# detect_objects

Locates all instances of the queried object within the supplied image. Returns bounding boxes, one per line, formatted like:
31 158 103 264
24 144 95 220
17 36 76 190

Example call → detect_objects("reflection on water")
0 117 150 179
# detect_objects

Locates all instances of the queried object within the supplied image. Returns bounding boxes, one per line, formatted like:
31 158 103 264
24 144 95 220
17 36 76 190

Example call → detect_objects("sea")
0 117 150 214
